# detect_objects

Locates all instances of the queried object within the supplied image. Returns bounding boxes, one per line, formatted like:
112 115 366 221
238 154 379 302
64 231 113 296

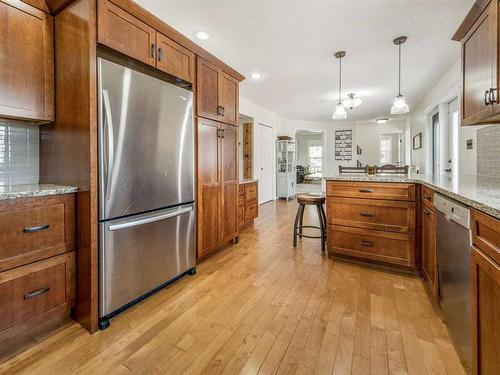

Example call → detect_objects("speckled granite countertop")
240 179 259 185
0 184 78 201
325 174 500 220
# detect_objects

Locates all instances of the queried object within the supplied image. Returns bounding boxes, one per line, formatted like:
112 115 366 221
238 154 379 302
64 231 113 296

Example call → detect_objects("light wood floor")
0 200 466 375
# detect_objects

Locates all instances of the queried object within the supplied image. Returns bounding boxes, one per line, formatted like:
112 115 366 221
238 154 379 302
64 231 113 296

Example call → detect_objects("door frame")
256 122 275 204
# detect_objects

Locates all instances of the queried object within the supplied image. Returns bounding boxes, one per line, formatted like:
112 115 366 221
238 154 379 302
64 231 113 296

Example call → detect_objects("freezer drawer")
99 204 195 318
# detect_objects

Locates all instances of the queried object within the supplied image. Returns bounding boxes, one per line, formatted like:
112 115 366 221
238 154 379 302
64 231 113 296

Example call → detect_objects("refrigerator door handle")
108 206 193 231
102 89 115 201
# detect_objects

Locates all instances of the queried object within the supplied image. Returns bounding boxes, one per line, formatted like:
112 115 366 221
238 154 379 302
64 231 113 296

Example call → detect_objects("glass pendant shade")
390 94 409 114
332 102 347 120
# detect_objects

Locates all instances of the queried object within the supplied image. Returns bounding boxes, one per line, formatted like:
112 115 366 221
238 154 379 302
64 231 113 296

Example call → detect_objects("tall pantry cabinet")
196 58 241 260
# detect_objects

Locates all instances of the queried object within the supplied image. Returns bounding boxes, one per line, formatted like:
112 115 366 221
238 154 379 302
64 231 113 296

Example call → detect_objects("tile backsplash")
477 125 500 178
0 122 39 186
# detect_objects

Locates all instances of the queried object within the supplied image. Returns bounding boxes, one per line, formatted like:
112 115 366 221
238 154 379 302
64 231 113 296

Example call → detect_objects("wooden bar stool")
293 193 327 252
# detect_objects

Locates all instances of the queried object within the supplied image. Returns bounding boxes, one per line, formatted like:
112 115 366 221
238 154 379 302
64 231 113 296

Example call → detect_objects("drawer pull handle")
360 240 374 247
423 208 431 215
359 189 373 193
360 211 374 217
23 224 50 233
24 286 50 300
423 194 432 201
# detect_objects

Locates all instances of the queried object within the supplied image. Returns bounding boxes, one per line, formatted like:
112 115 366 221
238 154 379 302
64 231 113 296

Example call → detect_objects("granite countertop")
325 173 500 220
240 179 259 185
0 184 78 201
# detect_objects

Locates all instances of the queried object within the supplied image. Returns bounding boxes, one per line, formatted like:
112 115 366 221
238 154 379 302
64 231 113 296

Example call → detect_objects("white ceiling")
135 0 473 122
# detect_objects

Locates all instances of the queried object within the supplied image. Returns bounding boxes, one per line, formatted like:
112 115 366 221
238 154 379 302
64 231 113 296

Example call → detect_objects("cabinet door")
219 71 239 125
0 0 53 122
461 0 496 125
197 118 221 258
422 206 438 299
471 246 500 375
97 0 156 67
197 58 220 121
221 124 239 242
156 33 195 83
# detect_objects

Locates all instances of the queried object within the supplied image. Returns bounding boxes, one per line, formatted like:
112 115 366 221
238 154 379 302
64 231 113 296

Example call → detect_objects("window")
380 137 392 164
308 141 322 173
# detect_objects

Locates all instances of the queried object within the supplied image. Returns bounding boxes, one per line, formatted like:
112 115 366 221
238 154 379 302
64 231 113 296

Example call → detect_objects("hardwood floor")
0 200 465 375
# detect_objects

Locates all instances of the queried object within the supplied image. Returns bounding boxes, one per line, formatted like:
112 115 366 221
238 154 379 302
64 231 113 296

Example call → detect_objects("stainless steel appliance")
435 193 471 369
98 57 195 329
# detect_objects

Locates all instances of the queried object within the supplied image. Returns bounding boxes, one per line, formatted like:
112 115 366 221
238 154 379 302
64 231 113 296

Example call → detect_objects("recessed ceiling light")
195 30 210 40
375 117 389 124
250 72 262 80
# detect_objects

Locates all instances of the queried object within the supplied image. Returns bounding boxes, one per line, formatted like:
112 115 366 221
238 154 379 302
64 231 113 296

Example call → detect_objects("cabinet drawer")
238 194 245 207
245 183 258 202
0 195 75 272
156 33 195 83
245 202 258 221
471 209 500 264
0 252 75 333
421 185 435 209
328 225 415 267
327 197 415 233
327 181 415 201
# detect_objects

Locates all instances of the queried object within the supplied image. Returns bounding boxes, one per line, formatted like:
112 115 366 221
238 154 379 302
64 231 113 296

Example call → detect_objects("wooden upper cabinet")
98 0 156 67
219 72 239 125
0 0 53 122
156 33 195 83
197 57 239 125
456 0 500 125
197 58 221 121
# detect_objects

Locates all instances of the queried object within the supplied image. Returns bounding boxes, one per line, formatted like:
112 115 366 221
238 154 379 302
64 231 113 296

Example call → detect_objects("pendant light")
343 93 362 110
390 36 409 115
332 51 347 120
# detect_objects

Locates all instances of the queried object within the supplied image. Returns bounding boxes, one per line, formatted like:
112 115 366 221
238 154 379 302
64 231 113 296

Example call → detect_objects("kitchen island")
325 174 500 373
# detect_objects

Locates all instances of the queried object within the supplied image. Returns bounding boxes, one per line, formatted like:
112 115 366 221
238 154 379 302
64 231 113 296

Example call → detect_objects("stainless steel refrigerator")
97 58 196 328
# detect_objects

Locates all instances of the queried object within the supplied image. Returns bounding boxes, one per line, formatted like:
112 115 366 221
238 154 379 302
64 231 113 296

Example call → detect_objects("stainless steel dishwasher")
435 193 472 369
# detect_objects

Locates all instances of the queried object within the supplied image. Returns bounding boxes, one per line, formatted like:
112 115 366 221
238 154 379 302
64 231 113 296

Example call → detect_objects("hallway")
0 200 465 375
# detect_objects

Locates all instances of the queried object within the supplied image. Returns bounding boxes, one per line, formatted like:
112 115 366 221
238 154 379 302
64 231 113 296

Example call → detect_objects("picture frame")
412 133 422 150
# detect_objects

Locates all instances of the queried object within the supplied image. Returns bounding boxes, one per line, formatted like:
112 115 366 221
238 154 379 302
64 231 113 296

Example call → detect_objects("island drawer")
0 195 75 272
327 197 415 233
421 185 435 209
0 252 75 334
471 209 500 264
328 225 415 267
326 181 415 202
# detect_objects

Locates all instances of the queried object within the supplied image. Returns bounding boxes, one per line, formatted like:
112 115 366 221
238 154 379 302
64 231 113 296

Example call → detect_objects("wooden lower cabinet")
239 181 259 229
0 252 75 340
197 118 239 259
421 203 438 299
326 181 416 269
471 246 500 375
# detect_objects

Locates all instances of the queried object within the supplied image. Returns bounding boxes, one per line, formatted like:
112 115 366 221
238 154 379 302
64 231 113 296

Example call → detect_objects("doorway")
258 123 274 204
295 130 323 194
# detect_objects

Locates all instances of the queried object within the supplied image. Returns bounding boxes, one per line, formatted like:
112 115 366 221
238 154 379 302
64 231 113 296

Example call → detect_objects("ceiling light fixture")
343 93 362 110
195 30 210 40
250 72 262 80
375 117 389 124
391 36 409 115
332 51 347 120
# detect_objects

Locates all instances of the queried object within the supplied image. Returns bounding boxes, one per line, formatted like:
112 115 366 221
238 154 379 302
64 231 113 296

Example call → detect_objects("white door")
259 124 274 204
